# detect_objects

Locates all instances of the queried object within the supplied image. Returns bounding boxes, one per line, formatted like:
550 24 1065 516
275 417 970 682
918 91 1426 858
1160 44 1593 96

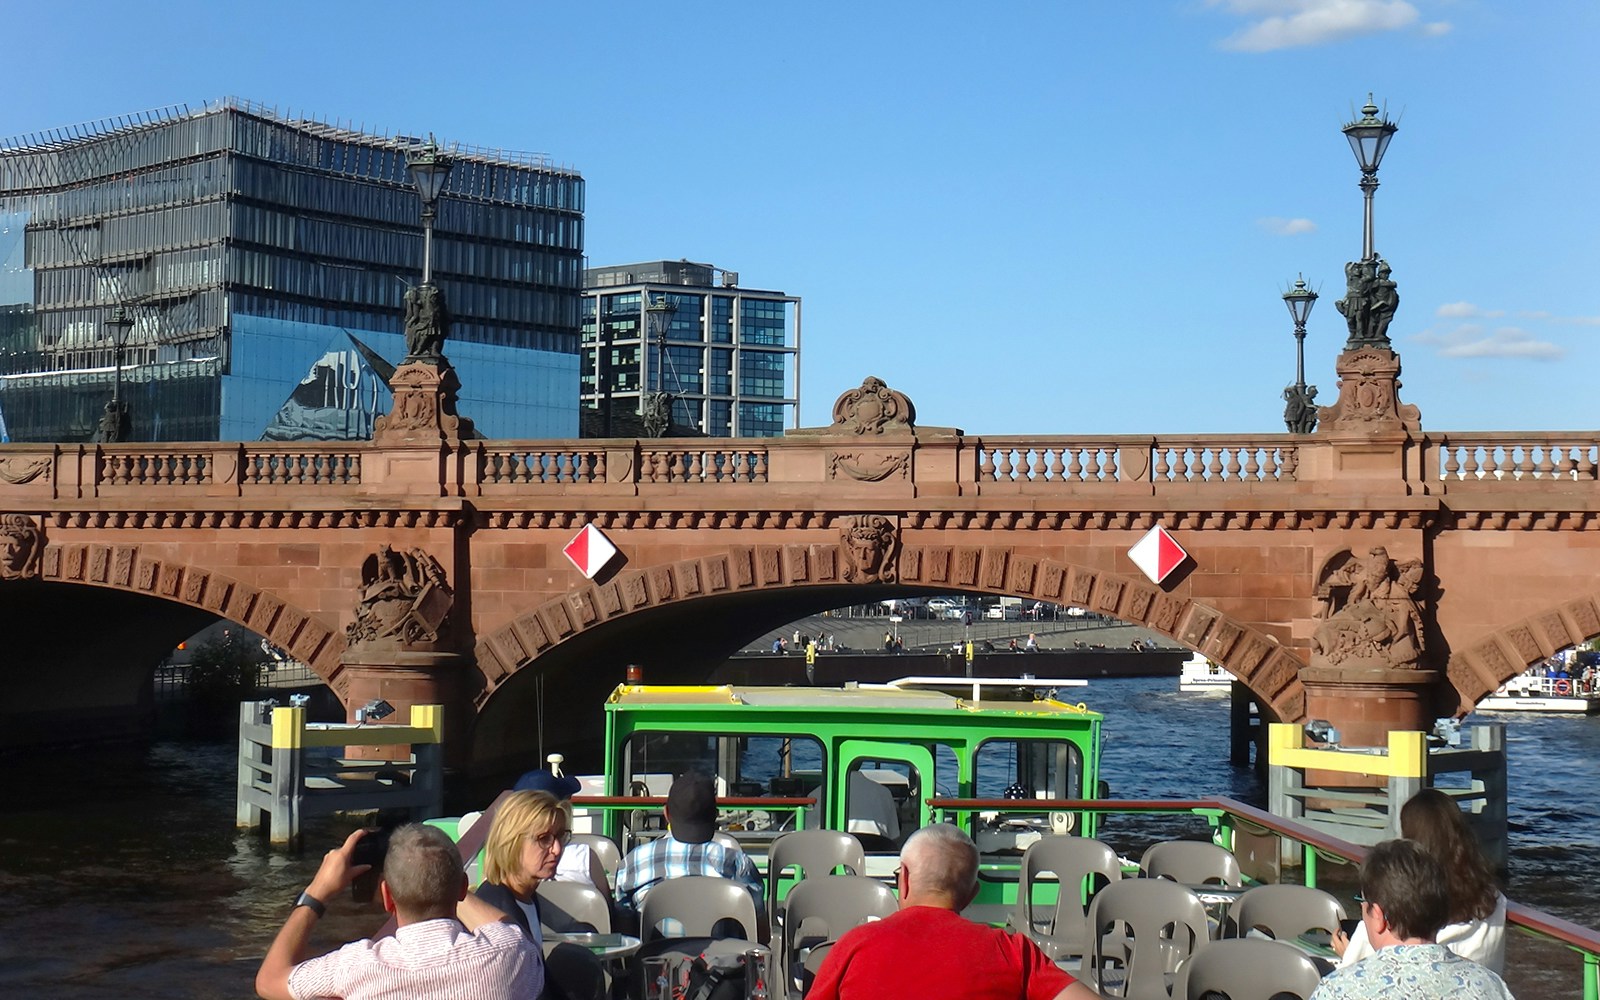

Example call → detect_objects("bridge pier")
339 651 473 766
1300 667 1443 750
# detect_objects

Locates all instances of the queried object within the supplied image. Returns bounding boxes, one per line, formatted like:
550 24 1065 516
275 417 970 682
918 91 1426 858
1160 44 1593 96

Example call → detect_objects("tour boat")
432 673 1600 996
1178 651 1235 692
1475 668 1600 714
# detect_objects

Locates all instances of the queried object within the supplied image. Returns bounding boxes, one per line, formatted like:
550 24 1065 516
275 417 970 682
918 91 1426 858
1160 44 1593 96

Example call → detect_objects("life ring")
1554 678 1572 696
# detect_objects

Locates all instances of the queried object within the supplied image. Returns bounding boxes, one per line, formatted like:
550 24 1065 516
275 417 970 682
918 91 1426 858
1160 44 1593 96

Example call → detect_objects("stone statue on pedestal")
403 283 449 363
1334 257 1399 351
1283 384 1319 434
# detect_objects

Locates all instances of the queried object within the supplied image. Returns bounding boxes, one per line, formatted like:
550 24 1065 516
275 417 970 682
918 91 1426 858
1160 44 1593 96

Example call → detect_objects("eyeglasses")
530 829 572 851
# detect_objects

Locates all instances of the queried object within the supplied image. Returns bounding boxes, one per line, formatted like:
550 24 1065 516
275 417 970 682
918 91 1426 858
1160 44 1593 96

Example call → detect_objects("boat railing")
571 795 818 849
929 795 1600 1000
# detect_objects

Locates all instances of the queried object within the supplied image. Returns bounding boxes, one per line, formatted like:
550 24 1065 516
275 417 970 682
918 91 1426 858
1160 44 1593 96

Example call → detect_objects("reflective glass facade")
0 98 584 442
580 261 799 437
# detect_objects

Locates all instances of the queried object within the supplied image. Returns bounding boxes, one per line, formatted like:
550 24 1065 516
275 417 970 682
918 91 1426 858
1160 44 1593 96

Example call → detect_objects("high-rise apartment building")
0 98 585 442
580 260 799 437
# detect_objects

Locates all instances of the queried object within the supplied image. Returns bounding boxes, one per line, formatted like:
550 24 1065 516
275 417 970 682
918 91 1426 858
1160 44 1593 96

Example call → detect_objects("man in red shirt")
807 825 1097 1000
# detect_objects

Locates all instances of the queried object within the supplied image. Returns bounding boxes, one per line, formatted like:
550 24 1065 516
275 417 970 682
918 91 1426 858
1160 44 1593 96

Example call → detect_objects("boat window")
619 730 825 835
974 738 1083 800
971 739 1086 860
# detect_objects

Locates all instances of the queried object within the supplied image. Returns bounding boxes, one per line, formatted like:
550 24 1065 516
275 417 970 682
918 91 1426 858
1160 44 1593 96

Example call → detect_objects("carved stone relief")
1310 545 1427 670
345 545 453 647
1316 347 1421 431
828 450 910 481
0 514 43 580
839 514 898 584
831 377 916 435
0 458 51 485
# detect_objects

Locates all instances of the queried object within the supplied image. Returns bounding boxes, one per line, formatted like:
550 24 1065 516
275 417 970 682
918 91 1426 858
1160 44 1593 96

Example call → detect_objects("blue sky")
4 1 1595 434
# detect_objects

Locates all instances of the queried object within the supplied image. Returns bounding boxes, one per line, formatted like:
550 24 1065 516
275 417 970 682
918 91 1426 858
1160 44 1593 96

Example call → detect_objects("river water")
0 677 1594 998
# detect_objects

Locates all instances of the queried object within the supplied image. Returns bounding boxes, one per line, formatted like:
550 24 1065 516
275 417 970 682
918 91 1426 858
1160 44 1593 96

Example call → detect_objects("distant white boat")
1477 669 1600 714
1179 652 1235 692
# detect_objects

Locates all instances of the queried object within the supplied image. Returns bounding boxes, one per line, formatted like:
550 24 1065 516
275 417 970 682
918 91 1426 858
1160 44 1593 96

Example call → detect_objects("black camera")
348 826 394 904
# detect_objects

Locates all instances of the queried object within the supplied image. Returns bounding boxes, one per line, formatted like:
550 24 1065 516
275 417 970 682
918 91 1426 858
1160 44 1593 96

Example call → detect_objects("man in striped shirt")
256 824 541 1000
616 771 766 938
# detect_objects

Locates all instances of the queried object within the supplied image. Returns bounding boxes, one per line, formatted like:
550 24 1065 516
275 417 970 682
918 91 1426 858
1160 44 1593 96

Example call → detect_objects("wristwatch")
294 890 327 917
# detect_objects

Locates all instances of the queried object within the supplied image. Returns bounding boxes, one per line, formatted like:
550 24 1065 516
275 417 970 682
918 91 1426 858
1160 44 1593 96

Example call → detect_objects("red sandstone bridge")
3 359 1598 778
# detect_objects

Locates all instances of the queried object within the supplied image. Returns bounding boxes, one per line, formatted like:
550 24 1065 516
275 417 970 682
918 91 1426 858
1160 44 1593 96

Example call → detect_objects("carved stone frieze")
0 457 51 485
828 450 910 482
831 377 916 435
0 514 43 580
345 545 454 648
839 514 899 584
1310 545 1427 671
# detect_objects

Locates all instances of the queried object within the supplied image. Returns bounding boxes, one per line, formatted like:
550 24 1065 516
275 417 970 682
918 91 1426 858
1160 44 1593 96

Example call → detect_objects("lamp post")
640 295 676 436
1282 275 1319 433
1341 94 1398 261
101 305 133 442
406 136 452 286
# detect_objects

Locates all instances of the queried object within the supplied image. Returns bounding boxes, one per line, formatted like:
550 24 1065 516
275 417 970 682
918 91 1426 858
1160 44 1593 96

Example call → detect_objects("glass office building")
0 98 584 442
581 261 800 437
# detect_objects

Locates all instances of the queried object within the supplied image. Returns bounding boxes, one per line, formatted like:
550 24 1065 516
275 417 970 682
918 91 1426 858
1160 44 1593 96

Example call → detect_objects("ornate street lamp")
406 136 453 286
639 295 677 437
1282 275 1318 433
1341 94 1398 261
97 305 134 443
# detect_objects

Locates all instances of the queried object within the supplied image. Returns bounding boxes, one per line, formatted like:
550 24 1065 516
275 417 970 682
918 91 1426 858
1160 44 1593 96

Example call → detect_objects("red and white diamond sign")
563 523 619 579
1127 525 1188 585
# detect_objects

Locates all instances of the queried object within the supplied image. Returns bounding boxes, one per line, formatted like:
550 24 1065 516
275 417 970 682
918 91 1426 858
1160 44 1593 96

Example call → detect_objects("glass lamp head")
105 305 134 345
1283 274 1318 327
1342 94 1398 174
406 136 453 207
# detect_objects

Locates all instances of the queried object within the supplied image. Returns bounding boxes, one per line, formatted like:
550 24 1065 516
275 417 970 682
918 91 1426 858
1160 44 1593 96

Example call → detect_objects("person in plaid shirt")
615 771 766 938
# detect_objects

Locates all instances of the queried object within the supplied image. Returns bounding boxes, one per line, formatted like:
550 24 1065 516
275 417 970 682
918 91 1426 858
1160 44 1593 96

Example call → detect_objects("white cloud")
1209 0 1446 52
1435 302 1505 319
1257 216 1317 236
1412 321 1564 360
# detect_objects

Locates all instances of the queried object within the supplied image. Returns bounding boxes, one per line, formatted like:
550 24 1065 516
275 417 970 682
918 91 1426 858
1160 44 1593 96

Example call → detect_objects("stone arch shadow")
37 541 349 695
1447 593 1600 711
474 540 1312 723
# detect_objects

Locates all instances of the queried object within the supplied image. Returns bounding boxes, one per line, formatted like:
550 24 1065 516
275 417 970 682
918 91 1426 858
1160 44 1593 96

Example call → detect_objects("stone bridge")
3 358 1598 778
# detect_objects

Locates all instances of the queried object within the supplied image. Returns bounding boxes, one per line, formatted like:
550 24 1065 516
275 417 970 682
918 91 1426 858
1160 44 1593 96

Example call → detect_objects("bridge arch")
36 541 347 692
1449 593 1600 709
474 540 1311 722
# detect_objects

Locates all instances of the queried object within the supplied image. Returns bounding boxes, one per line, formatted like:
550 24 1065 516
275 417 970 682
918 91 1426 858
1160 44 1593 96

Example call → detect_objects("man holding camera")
255 824 541 1000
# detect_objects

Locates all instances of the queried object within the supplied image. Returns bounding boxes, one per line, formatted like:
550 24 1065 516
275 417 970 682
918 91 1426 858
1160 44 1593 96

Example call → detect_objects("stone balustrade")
5 429 1600 503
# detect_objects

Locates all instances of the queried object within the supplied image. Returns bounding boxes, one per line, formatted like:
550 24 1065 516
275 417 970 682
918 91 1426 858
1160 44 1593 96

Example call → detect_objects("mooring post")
270 706 307 845
236 701 265 829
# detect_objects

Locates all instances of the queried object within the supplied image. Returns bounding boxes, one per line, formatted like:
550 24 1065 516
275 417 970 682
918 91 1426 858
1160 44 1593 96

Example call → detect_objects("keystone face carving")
346 545 453 647
1310 545 1426 671
832 376 916 435
840 514 898 584
0 514 43 580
